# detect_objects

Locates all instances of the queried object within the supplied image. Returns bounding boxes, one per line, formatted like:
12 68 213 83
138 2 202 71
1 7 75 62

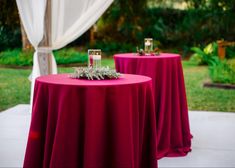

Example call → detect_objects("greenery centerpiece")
136 47 160 56
70 49 120 80
70 66 121 80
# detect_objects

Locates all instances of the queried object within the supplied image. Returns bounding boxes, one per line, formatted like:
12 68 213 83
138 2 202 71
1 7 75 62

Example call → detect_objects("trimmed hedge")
0 48 87 66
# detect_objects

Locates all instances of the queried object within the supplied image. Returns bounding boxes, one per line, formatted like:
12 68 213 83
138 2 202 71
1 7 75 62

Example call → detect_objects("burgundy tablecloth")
24 74 158 168
114 53 192 159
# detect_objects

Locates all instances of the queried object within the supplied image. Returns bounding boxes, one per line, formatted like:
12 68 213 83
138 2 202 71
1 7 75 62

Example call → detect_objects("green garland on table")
136 46 160 56
70 67 121 80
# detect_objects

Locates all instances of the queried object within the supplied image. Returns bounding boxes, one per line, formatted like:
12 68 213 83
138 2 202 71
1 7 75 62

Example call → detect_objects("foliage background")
0 0 235 55
0 0 21 51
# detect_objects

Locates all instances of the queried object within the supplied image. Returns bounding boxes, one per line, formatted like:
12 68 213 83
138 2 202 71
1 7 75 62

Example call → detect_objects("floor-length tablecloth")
114 53 192 159
24 74 158 168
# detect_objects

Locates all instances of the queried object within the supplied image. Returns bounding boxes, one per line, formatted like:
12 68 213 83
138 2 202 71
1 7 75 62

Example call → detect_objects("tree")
183 0 206 8
0 0 32 51
100 0 148 43
0 0 19 27
209 0 235 11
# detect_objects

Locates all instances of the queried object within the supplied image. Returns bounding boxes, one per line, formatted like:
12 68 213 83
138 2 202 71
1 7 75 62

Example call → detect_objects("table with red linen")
114 53 192 159
24 74 158 168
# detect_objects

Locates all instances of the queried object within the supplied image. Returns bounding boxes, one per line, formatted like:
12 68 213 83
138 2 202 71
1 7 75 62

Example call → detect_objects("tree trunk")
20 21 33 51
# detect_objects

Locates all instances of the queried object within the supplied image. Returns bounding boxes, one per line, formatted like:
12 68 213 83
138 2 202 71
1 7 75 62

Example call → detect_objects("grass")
0 68 31 111
183 62 235 112
0 59 235 112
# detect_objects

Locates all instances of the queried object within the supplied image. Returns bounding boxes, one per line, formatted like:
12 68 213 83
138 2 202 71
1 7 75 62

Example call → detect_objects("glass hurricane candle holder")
88 49 101 68
144 38 153 55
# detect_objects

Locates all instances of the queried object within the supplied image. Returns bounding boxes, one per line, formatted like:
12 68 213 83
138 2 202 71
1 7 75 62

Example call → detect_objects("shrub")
190 42 218 65
190 42 235 84
0 49 32 66
0 26 21 51
226 46 235 59
209 59 235 84
190 42 235 65
89 41 136 56
0 48 88 66
54 48 87 65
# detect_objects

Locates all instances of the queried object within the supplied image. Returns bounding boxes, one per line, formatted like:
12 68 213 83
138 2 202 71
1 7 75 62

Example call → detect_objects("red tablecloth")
114 53 192 159
24 74 158 168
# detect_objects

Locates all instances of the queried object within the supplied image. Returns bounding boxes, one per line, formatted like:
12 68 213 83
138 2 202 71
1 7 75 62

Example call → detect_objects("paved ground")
0 104 235 167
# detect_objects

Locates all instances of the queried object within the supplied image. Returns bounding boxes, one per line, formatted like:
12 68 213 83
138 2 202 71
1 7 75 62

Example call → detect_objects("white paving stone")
159 111 235 167
0 104 30 167
1 105 235 167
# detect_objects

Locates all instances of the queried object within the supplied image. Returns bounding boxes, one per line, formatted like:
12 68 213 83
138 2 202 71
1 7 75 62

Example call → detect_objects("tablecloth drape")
24 74 158 168
114 53 192 159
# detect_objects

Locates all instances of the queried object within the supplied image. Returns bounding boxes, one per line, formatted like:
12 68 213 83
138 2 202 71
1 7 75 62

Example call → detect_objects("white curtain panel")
51 0 113 49
16 0 48 110
16 0 113 108
16 0 47 79
16 0 46 47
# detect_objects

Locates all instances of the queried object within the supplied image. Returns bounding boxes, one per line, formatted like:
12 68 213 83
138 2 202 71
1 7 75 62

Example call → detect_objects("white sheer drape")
51 0 113 49
16 0 46 47
16 0 113 109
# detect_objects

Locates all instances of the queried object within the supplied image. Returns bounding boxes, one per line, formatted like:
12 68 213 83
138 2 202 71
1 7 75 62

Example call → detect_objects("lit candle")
145 40 151 46
93 55 101 60
88 49 101 69
144 38 153 54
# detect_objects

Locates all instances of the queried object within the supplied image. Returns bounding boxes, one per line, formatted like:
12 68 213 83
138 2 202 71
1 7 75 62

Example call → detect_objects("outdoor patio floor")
0 104 235 167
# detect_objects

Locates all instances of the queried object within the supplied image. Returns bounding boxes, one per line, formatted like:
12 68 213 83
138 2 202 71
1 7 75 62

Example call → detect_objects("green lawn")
183 62 235 112
0 59 235 112
0 68 31 111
